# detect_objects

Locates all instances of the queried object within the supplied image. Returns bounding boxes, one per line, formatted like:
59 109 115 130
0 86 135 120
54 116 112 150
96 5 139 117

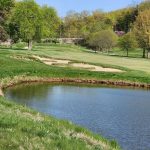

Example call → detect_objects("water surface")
4 83 150 150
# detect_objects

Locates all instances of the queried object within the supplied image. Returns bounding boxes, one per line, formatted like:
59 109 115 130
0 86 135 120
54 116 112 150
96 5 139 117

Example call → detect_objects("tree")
0 26 8 41
10 0 41 50
63 10 112 38
139 0 150 11
88 30 118 53
110 7 138 33
41 5 61 39
133 9 150 58
118 32 137 57
63 11 82 38
0 0 14 23
0 0 14 41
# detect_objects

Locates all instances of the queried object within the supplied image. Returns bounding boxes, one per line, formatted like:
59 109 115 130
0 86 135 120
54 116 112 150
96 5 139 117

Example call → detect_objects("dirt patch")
73 133 109 149
0 88 4 97
63 130 113 150
32 55 123 73
10 56 33 61
22 112 44 122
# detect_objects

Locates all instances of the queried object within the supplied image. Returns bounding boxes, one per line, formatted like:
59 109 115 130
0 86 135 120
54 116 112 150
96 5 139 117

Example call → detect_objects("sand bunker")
72 63 123 72
33 55 123 73
33 55 70 65
0 89 4 96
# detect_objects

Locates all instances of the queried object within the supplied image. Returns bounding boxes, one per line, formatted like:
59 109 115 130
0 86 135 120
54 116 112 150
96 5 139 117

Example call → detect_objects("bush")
12 42 27 49
88 30 118 52
41 38 60 44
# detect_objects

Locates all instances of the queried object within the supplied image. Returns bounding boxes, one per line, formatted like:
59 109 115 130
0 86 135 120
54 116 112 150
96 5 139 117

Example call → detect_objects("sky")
35 0 143 17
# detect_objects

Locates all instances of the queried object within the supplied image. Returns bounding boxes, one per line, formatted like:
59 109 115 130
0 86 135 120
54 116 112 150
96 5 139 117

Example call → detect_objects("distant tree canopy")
139 0 150 11
63 10 113 38
1 0 150 56
108 7 138 32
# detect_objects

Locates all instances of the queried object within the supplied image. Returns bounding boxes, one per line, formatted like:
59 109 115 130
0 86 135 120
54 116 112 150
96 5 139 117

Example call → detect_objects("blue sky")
35 0 143 17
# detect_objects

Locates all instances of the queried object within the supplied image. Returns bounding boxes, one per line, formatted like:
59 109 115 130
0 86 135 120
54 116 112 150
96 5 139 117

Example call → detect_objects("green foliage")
112 7 138 32
118 32 138 56
63 10 112 38
133 9 150 58
1 0 150 53
139 0 150 11
9 0 61 49
0 0 14 41
88 30 118 52
10 0 41 42
12 42 27 49
0 26 8 41
41 5 61 38
0 0 14 19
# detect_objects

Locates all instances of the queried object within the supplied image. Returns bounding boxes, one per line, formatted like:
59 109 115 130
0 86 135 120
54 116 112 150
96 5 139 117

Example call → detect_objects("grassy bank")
0 97 120 150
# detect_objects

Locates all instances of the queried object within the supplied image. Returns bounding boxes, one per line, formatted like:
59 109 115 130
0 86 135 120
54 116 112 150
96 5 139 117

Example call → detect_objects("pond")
4 83 150 150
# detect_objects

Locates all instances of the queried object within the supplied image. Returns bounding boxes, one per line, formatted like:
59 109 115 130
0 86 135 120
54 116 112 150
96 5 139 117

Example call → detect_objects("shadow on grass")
0 47 26 51
107 54 146 59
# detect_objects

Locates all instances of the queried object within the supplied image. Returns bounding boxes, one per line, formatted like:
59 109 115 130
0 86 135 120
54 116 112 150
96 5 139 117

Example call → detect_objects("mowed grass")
0 43 150 83
108 47 145 58
1 43 150 73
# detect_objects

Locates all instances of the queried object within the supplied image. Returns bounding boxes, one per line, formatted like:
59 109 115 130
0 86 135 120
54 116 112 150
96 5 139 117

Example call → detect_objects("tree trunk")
107 48 110 54
28 40 32 50
143 49 146 58
146 49 150 59
126 49 129 57
147 50 150 59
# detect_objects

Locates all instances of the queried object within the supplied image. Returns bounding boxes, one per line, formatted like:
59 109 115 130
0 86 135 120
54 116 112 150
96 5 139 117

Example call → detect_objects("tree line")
0 0 150 58
1 0 61 50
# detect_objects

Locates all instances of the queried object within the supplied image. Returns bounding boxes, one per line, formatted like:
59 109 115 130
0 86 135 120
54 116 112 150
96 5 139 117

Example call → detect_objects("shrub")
12 42 27 49
88 30 118 52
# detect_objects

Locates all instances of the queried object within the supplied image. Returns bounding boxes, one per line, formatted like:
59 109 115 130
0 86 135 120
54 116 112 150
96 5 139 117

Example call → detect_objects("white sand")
33 55 70 65
33 55 123 73
0 89 4 96
71 63 123 72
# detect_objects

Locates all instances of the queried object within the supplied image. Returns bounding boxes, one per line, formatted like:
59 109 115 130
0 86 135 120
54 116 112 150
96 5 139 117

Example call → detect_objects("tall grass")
0 97 120 150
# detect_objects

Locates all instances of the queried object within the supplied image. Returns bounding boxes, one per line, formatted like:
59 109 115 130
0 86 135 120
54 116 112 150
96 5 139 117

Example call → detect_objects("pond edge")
1 77 150 96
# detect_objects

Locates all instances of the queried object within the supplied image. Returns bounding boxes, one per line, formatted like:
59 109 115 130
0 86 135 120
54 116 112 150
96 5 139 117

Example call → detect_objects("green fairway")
1 44 150 74
0 44 150 84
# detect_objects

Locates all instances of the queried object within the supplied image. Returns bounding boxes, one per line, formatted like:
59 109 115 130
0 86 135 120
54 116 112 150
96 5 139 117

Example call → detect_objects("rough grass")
0 97 120 150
